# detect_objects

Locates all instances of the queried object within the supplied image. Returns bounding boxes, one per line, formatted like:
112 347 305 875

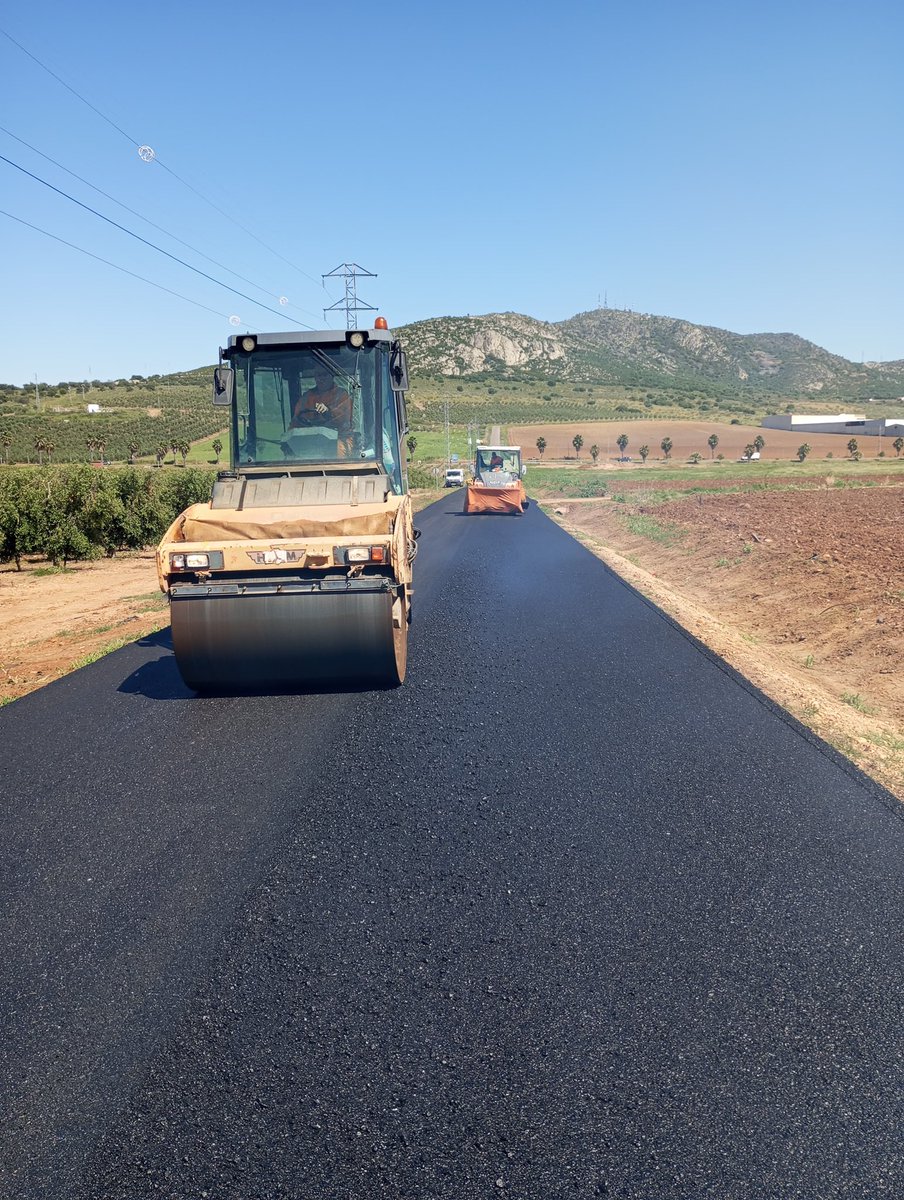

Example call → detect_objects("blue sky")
1 0 902 384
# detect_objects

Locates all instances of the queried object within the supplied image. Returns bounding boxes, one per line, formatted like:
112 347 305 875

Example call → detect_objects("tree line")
0 465 215 569
536 432 904 463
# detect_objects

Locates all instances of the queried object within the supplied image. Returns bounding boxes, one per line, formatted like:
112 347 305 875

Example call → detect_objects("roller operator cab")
156 324 418 691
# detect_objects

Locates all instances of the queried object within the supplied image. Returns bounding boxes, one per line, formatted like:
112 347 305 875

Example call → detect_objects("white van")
443 468 465 487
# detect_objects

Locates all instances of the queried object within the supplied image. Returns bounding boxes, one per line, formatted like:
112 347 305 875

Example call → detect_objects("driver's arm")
288 389 316 430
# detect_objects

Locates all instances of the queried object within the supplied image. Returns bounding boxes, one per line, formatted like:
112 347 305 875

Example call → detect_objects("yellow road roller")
156 321 417 690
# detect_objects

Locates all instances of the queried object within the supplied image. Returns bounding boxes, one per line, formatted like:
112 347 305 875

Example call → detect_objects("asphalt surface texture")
1 489 902 1200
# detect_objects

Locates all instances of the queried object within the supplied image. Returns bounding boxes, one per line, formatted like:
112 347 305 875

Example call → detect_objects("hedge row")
0 465 216 568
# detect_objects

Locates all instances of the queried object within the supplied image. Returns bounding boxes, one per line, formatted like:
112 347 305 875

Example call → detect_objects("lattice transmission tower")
322 263 378 328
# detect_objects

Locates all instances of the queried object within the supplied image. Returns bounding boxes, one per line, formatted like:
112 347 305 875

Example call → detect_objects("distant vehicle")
444 467 464 487
464 444 528 514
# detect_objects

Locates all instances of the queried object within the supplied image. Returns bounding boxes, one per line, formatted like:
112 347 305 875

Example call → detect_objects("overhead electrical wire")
0 123 325 324
0 151 313 328
0 24 337 297
0 207 249 325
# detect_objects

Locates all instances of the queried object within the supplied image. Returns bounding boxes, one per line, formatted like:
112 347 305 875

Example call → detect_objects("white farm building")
762 413 904 437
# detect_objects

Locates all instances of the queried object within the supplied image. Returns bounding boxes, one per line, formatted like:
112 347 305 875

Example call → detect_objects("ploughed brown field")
546 479 904 799
511 420 899 462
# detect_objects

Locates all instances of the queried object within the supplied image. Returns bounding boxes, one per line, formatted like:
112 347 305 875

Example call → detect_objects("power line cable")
0 151 312 328
0 26 141 145
0 24 335 295
0 123 325 323
0 206 245 324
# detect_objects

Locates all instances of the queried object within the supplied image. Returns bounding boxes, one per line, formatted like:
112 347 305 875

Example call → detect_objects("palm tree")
86 436 97 462
34 435 47 465
893 436 903 457
536 436 546 458
44 440 55 463
406 436 417 458
639 444 650 463
572 433 584 457
212 438 223 465
753 435 765 454
170 438 180 465
660 436 672 460
96 438 107 465
179 440 190 466
1 429 12 464
590 444 599 463
708 433 719 459
847 437 859 458
155 444 167 468
127 439 141 464
744 444 756 460
616 433 629 456
797 443 811 462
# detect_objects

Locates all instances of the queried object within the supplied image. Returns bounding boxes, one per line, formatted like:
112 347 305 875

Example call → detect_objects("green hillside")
2 307 903 465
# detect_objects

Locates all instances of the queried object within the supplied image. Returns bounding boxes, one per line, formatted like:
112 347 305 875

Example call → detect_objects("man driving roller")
286 358 353 454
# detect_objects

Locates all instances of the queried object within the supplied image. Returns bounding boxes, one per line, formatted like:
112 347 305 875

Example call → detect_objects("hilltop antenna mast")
322 263 378 328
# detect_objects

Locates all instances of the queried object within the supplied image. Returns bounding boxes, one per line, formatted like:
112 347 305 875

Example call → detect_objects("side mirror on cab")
390 342 409 392
213 367 234 407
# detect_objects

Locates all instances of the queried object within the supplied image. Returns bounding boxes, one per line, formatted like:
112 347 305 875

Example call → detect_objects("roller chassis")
158 480 414 690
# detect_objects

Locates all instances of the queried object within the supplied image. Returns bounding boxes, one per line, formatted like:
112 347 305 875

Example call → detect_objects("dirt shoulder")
545 482 904 801
0 554 166 703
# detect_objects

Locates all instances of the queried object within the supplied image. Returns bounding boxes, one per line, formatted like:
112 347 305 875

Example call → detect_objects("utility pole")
33 374 40 410
445 394 450 466
322 263 378 329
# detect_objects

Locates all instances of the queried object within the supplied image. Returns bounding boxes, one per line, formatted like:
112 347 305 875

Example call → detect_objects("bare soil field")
0 555 166 702
511 419 901 463
548 483 904 799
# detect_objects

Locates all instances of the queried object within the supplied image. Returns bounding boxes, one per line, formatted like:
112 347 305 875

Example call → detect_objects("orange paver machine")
463 444 528 514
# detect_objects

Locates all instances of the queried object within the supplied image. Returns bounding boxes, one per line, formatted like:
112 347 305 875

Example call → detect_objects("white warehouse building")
762 413 904 437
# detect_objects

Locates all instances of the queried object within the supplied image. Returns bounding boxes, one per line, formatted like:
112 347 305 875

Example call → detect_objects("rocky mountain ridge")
399 309 904 399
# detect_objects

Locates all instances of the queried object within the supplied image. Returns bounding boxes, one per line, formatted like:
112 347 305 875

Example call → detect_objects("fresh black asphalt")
0 490 901 1199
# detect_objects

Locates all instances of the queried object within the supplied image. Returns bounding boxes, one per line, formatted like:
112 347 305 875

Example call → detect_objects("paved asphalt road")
0 491 901 1199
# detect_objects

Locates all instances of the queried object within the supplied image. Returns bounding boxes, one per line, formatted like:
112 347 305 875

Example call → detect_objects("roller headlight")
170 551 224 571
338 546 388 565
